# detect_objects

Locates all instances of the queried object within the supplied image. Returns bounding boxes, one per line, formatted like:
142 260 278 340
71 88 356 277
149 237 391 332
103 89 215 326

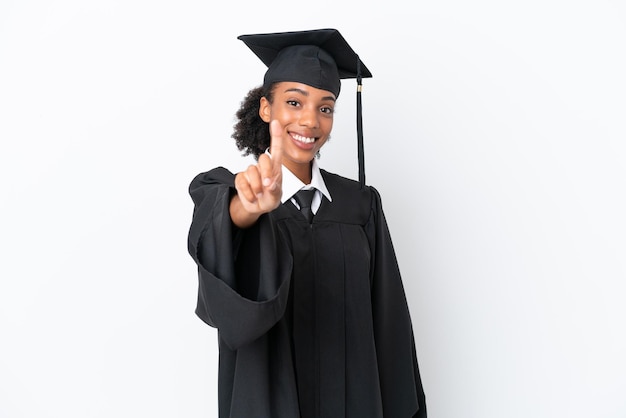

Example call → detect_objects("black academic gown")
188 167 427 418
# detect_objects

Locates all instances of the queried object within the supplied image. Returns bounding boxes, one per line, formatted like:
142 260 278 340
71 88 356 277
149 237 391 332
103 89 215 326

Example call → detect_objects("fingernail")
263 177 271 187
256 193 263 200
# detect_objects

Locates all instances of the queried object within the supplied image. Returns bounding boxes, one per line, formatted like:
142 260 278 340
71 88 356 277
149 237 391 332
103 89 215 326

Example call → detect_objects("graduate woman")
188 29 427 418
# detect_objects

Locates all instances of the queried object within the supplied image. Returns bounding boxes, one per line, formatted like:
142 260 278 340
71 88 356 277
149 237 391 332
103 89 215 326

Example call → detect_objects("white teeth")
292 134 315 144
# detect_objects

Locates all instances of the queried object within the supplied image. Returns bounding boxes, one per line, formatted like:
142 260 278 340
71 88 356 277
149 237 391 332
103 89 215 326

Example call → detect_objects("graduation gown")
188 167 427 418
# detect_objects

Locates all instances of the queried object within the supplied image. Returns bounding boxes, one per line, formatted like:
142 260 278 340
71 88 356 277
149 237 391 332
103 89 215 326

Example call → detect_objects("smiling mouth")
291 133 316 144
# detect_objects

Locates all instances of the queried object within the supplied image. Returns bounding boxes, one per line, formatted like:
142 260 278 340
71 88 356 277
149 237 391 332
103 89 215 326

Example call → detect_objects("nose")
299 106 319 129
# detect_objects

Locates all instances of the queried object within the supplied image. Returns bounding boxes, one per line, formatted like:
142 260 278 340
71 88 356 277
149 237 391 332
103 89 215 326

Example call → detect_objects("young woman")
188 28 427 418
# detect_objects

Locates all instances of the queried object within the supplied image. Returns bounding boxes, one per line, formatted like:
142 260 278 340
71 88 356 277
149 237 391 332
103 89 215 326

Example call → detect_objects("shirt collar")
281 158 332 204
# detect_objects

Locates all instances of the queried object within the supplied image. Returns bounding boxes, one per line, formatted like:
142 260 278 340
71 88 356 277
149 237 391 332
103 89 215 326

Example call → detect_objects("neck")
289 161 312 185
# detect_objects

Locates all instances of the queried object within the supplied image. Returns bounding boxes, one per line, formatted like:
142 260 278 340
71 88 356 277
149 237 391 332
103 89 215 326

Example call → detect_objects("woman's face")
259 81 335 177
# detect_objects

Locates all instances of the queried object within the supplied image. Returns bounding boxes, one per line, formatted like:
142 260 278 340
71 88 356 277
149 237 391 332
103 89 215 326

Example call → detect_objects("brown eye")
321 106 334 114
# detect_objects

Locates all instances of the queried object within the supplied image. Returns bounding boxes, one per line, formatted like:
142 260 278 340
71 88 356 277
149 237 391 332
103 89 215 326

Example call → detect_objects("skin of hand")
259 82 334 183
230 120 284 228
230 82 335 228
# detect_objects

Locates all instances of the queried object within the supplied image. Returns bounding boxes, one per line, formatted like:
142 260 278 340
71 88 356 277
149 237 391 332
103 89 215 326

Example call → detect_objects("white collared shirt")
281 158 332 214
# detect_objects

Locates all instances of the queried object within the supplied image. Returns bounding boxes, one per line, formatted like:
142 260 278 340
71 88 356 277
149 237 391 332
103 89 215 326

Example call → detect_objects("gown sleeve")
187 167 293 351
368 186 427 418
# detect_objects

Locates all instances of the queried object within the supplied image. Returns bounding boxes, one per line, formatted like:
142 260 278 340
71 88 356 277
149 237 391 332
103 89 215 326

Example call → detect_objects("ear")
259 97 271 123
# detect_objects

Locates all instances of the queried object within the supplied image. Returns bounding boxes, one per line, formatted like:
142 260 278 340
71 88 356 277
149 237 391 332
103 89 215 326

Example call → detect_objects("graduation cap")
238 28 372 187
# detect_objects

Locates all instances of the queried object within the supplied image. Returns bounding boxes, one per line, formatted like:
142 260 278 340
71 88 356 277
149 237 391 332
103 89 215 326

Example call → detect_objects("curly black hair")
231 84 275 160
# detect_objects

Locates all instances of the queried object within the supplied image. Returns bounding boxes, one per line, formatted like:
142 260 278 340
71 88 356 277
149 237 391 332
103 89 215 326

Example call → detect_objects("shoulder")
188 167 237 206
320 169 359 189
190 167 236 189
321 169 383 201
320 169 385 223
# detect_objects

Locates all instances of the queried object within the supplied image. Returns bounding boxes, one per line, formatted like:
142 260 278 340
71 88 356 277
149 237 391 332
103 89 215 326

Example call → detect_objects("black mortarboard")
238 28 372 187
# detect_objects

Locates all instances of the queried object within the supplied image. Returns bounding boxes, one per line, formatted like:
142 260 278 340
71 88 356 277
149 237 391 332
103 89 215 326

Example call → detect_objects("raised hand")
230 120 284 228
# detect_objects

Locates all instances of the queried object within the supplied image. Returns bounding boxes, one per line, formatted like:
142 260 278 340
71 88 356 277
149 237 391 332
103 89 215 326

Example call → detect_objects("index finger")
269 119 283 171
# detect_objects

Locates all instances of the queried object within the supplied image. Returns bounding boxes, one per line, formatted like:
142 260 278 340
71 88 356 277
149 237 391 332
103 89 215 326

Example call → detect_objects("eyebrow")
283 87 336 102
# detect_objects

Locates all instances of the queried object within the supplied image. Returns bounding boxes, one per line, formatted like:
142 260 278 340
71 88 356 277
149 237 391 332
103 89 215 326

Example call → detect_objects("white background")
1 1 625 417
